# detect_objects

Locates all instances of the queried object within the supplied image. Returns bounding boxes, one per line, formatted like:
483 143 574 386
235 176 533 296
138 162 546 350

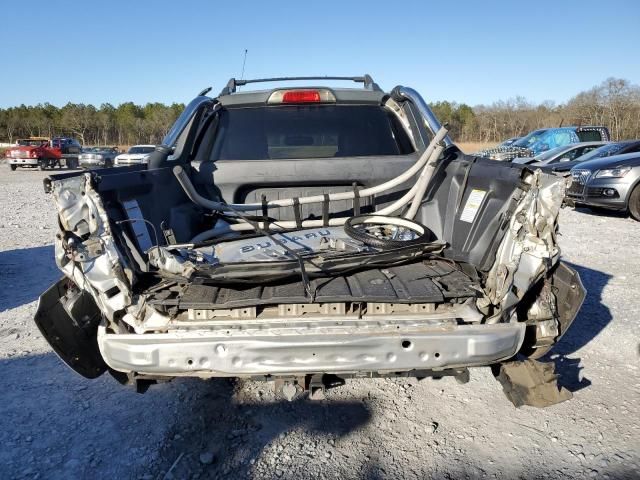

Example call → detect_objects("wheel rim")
344 214 436 249
349 216 426 241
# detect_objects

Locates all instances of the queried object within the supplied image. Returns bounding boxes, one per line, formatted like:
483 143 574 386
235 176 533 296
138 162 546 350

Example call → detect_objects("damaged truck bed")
35 75 586 405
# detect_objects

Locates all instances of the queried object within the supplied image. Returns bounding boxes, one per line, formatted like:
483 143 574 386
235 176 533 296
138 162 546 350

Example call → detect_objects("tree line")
0 78 638 146
430 78 640 143
0 102 184 146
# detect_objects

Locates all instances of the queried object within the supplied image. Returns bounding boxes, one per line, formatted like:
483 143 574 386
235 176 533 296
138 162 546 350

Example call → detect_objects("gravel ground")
0 168 638 480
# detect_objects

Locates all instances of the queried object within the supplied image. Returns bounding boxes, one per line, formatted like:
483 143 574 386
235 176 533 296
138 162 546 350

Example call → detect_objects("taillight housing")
267 88 336 104
282 90 320 103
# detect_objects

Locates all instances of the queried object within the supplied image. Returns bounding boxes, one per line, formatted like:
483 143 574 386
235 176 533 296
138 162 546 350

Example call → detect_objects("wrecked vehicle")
478 126 610 162
35 75 586 403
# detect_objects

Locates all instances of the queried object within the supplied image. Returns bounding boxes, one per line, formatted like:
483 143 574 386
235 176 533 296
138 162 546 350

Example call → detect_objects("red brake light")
268 88 336 104
282 90 321 103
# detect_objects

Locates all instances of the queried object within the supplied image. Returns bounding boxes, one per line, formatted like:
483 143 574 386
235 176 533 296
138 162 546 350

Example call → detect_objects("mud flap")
495 359 572 408
34 278 107 379
552 262 586 338
522 261 587 359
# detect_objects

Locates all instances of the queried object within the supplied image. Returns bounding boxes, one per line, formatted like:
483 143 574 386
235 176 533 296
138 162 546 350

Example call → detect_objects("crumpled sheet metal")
480 169 564 318
496 359 572 408
50 173 132 321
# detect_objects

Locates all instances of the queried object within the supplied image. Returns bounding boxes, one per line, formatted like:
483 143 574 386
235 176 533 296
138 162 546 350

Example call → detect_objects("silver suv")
566 152 640 220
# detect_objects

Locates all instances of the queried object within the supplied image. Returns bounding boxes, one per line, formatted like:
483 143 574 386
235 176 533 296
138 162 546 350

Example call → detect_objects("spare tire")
343 215 435 250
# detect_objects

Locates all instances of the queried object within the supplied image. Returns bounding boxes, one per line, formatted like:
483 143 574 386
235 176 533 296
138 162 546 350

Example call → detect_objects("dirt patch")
457 141 497 154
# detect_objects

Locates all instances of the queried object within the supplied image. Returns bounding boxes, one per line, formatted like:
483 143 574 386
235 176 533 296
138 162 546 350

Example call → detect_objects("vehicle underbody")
35 77 586 405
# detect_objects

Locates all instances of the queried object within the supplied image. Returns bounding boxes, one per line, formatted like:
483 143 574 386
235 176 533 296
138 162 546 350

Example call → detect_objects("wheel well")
625 177 640 206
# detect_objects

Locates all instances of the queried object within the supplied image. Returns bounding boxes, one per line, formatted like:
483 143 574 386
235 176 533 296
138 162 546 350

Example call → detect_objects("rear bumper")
79 159 106 167
115 158 147 166
97 322 526 377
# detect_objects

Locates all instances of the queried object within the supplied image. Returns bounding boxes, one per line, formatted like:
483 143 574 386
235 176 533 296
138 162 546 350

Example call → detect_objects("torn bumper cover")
496 359 573 407
97 321 525 377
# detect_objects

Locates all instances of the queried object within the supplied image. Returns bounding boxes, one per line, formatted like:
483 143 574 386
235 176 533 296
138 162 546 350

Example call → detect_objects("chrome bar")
395 86 453 147
161 96 215 148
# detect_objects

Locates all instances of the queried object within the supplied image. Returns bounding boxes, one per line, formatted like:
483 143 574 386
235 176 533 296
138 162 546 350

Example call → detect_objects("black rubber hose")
343 215 435 250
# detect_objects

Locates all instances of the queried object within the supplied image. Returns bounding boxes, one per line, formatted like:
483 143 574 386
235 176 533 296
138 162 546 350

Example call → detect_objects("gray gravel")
0 168 638 479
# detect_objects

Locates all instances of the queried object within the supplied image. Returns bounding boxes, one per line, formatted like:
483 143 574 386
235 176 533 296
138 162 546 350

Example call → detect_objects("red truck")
6 137 81 171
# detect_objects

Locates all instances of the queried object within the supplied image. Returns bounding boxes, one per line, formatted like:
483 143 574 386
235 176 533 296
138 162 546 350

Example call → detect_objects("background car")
114 145 155 166
477 126 610 161
567 151 640 219
512 141 606 168
551 140 640 173
79 146 119 168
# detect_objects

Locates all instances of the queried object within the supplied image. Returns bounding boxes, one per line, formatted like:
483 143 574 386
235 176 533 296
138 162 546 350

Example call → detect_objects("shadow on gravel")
153 379 373 478
0 245 58 311
0 351 217 480
3 350 638 480
574 206 630 219
544 261 612 393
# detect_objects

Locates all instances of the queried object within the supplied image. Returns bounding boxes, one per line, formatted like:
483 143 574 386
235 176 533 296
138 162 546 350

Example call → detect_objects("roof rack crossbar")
219 74 381 96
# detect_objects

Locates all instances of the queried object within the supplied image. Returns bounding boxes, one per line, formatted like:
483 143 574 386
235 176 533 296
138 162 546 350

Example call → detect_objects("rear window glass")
129 146 154 154
577 142 627 161
17 139 45 146
577 130 603 142
209 105 414 160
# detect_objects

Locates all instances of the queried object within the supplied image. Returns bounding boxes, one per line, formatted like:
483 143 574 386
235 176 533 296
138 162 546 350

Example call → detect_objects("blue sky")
1 0 638 108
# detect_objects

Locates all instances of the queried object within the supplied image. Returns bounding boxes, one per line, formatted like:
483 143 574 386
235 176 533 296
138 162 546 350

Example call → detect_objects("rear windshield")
88 147 115 152
209 105 414 160
576 142 627 162
534 145 571 161
129 146 154 154
17 139 46 146
577 130 604 142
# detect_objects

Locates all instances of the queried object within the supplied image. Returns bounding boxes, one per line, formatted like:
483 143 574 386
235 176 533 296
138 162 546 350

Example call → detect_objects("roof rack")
218 74 381 96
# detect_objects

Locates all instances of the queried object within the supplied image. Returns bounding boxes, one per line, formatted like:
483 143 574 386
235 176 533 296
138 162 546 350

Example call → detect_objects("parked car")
566 152 640 219
511 141 606 169
79 147 119 168
549 140 640 174
36 75 585 403
114 145 155 166
477 126 610 161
